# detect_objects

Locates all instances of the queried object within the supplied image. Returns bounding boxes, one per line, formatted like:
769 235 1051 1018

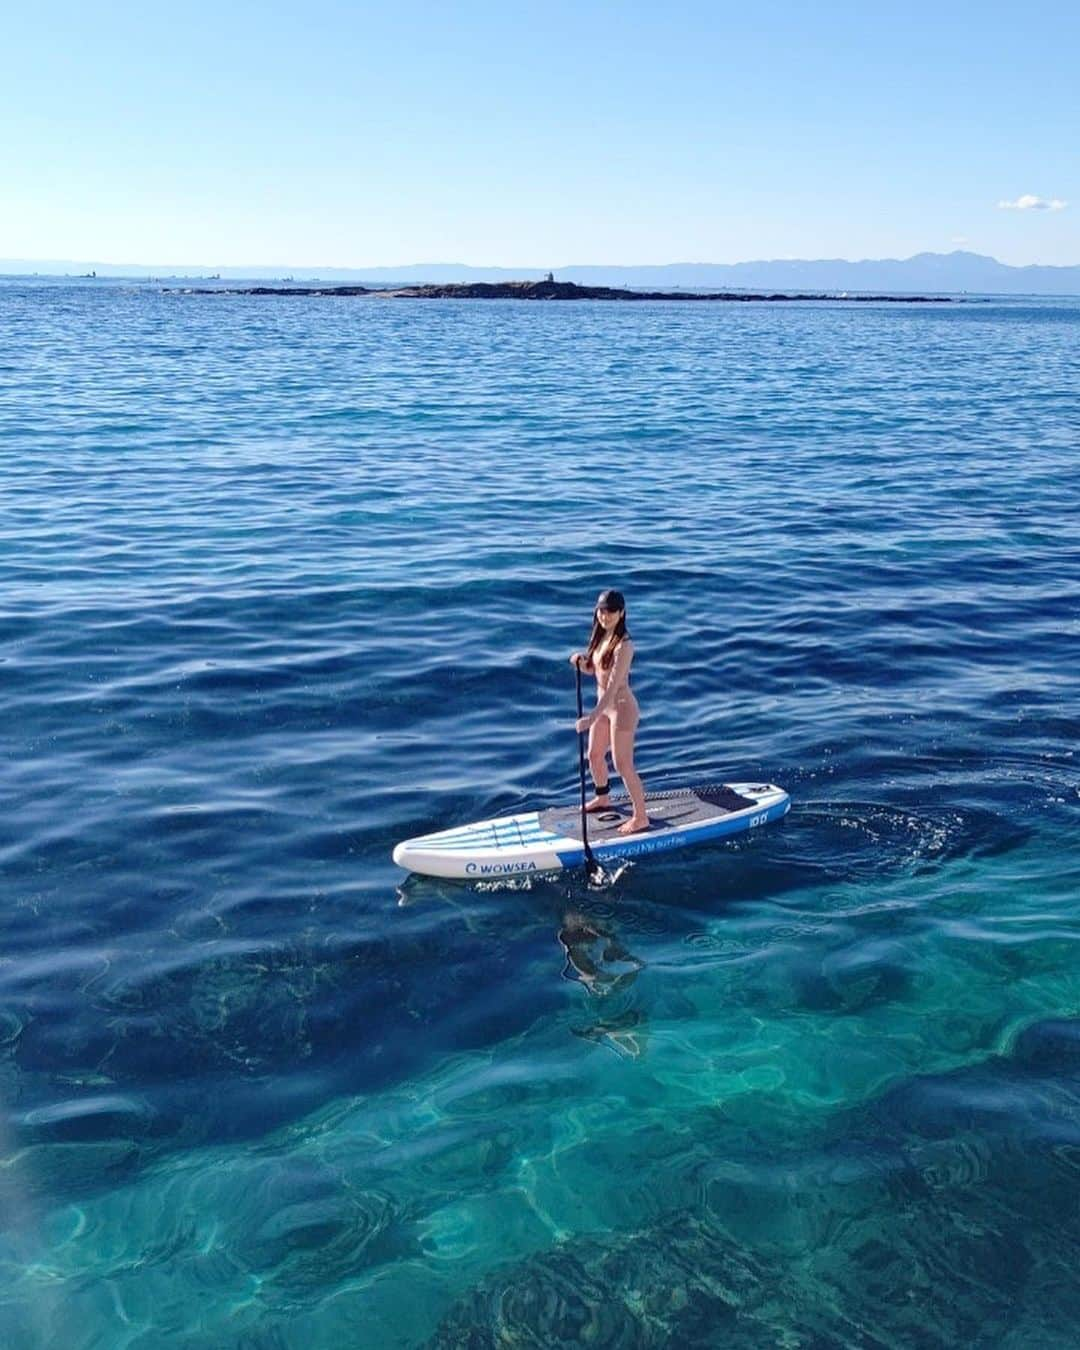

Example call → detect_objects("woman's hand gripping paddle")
575 664 606 884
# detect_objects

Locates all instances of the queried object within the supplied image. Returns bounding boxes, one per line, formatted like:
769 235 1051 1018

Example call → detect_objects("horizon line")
4 248 1080 276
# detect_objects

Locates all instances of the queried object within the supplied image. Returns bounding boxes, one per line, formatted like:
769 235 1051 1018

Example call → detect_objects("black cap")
596 589 625 612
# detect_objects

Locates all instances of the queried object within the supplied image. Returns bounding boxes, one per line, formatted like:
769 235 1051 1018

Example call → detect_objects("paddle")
575 664 605 883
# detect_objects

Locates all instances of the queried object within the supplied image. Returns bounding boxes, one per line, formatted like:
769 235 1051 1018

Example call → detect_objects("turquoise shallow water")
1 280 1079 1346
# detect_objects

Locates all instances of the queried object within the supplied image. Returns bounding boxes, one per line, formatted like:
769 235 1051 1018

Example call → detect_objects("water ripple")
2 283 1079 1344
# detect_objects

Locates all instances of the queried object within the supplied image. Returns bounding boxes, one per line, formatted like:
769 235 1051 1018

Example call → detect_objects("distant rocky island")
12 251 1078 293
179 278 949 303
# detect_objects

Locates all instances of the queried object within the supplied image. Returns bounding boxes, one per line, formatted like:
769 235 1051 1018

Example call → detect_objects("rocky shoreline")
176 278 951 303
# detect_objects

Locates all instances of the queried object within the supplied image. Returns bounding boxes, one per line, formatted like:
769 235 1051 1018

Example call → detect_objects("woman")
570 589 649 835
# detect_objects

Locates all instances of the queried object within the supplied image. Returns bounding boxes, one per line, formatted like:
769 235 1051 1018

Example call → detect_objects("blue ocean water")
1 279 1079 1347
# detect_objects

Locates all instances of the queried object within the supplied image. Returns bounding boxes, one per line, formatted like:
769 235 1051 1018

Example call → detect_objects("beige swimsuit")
596 644 640 731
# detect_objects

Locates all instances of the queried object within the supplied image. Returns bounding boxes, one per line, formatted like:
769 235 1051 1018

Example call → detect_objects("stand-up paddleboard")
392 782 790 880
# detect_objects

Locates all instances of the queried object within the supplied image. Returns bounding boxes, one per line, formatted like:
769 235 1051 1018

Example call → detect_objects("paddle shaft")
575 664 601 878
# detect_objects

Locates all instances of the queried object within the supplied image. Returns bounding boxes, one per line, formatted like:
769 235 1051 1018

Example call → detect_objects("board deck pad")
539 785 758 843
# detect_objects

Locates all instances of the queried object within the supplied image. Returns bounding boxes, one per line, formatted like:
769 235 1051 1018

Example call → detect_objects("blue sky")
3 0 1077 267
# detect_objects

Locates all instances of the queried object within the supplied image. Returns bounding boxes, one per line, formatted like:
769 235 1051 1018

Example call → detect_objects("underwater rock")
429 1175 1034 1348
429 1215 781 1348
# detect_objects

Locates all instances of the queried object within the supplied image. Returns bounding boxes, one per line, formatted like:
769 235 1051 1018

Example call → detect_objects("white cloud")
951 236 969 245
997 194 1067 211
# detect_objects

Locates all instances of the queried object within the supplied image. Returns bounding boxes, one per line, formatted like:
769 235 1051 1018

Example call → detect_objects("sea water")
1 280 1078 1347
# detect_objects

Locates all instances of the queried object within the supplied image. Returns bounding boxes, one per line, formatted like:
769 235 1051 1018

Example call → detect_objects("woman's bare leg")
585 715 613 811
612 722 648 833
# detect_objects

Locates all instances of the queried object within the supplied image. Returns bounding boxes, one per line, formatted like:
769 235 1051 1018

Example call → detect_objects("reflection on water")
559 909 645 997
560 909 647 1058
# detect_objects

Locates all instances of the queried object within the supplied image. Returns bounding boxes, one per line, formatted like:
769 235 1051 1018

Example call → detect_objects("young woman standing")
570 589 649 835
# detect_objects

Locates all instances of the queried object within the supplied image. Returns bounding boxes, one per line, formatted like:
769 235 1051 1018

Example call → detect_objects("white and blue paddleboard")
392 782 790 880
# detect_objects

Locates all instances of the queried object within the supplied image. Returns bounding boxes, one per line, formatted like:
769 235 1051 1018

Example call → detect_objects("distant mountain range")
3 251 1080 295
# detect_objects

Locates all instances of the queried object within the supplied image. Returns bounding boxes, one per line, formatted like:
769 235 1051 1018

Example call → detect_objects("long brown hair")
586 608 629 671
